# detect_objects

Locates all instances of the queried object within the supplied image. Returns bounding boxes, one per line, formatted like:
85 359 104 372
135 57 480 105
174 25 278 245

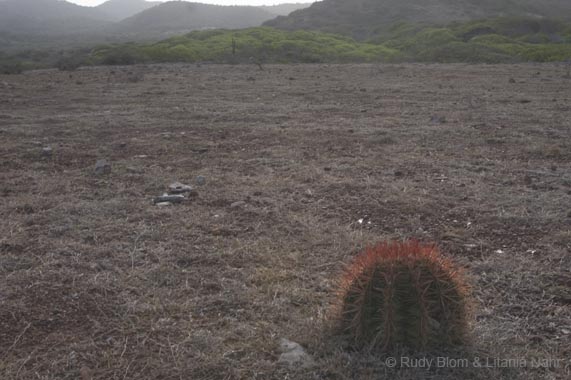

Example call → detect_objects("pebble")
41 146 53 157
196 175 206 186
168 182 194 194
277 339 315 369
230 201 246 208
430 115 447 124
126 166 144 174
153 194 185 204
94 159 111 175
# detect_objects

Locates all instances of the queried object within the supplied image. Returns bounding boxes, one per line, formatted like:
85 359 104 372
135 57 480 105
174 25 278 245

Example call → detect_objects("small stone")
41 146 53 157
79 366 93 380
168 182 194 194
94 159 111 175
428 317 441 330
153 194 186 204
277 339 315 369
230 201 246 208
195 175 206 186
523 175 533 185
156 202 173 207
126 166 144 174
430 115 447 124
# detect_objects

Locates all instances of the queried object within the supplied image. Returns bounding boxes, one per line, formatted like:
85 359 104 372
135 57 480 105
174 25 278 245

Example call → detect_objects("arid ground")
1 63 570 379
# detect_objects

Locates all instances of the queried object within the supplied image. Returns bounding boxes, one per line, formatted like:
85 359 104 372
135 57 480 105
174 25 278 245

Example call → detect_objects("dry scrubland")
0 63 570 379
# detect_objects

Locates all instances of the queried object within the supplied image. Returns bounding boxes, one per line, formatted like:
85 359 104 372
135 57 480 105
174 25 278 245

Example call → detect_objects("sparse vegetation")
90 27 401 64
2 17 570 72
1 63 569 379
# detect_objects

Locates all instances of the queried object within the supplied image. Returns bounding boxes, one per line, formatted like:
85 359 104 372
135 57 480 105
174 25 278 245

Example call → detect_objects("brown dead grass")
0 63 570 379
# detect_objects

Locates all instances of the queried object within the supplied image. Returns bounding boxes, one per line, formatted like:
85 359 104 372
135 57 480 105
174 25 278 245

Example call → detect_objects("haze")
69 0 316 6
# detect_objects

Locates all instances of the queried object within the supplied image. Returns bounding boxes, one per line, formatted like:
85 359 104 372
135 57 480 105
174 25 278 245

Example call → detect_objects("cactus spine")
337 240 469 351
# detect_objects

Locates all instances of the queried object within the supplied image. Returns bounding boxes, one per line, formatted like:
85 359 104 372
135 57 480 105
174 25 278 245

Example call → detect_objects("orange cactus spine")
336 240 470 351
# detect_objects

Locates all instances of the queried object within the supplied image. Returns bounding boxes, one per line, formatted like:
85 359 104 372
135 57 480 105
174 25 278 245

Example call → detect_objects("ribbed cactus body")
337 241 469 350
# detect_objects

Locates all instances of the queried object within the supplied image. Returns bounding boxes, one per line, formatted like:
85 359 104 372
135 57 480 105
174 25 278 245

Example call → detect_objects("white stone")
277 338 315 369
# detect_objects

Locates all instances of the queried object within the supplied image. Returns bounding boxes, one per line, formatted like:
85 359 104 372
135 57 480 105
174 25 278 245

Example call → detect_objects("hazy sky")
69 0 316 6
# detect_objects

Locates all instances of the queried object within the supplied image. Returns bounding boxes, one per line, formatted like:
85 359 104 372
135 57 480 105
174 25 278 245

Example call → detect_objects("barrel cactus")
336 240 469 351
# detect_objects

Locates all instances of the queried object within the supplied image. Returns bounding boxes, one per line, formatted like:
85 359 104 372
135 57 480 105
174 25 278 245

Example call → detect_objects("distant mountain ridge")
0 0 308 40
265 0 571 39
113 2 277 39
261 3 311 16
96 0 160 21
0 0 110 35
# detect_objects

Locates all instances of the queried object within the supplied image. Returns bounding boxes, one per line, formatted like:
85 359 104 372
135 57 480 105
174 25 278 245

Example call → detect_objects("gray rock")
430 115 447 124
41 146 53 157
230 201 246 208
94 159 111 175
277 338 315 369
153 194 186 205
196 175 206 186
126 166 144 174
168 182 194 194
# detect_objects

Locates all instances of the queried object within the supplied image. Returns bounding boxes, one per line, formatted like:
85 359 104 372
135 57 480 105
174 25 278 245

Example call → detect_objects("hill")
260 3 311 16
113 1 277 39
2 17 571 74
0 0 110 35
265 0 571 39
86 19 571 67
96 0 160 22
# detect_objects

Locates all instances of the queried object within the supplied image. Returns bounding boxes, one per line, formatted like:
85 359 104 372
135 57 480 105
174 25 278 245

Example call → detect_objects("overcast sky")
69 0 316 6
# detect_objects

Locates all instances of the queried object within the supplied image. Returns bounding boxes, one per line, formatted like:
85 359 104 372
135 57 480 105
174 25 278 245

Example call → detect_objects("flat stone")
94 159 111 175
230 201 246 208
430 115 447 124
153 194 186 204
195 175 206 186
168 182 194 194
277 339 315 369
126 166 144 174
41 146 53 157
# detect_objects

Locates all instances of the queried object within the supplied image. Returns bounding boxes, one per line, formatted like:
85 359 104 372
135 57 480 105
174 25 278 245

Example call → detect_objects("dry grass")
0 63 570 379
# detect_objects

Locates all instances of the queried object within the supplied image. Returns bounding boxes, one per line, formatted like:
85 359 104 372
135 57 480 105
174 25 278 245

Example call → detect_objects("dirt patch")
0 63 570 379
